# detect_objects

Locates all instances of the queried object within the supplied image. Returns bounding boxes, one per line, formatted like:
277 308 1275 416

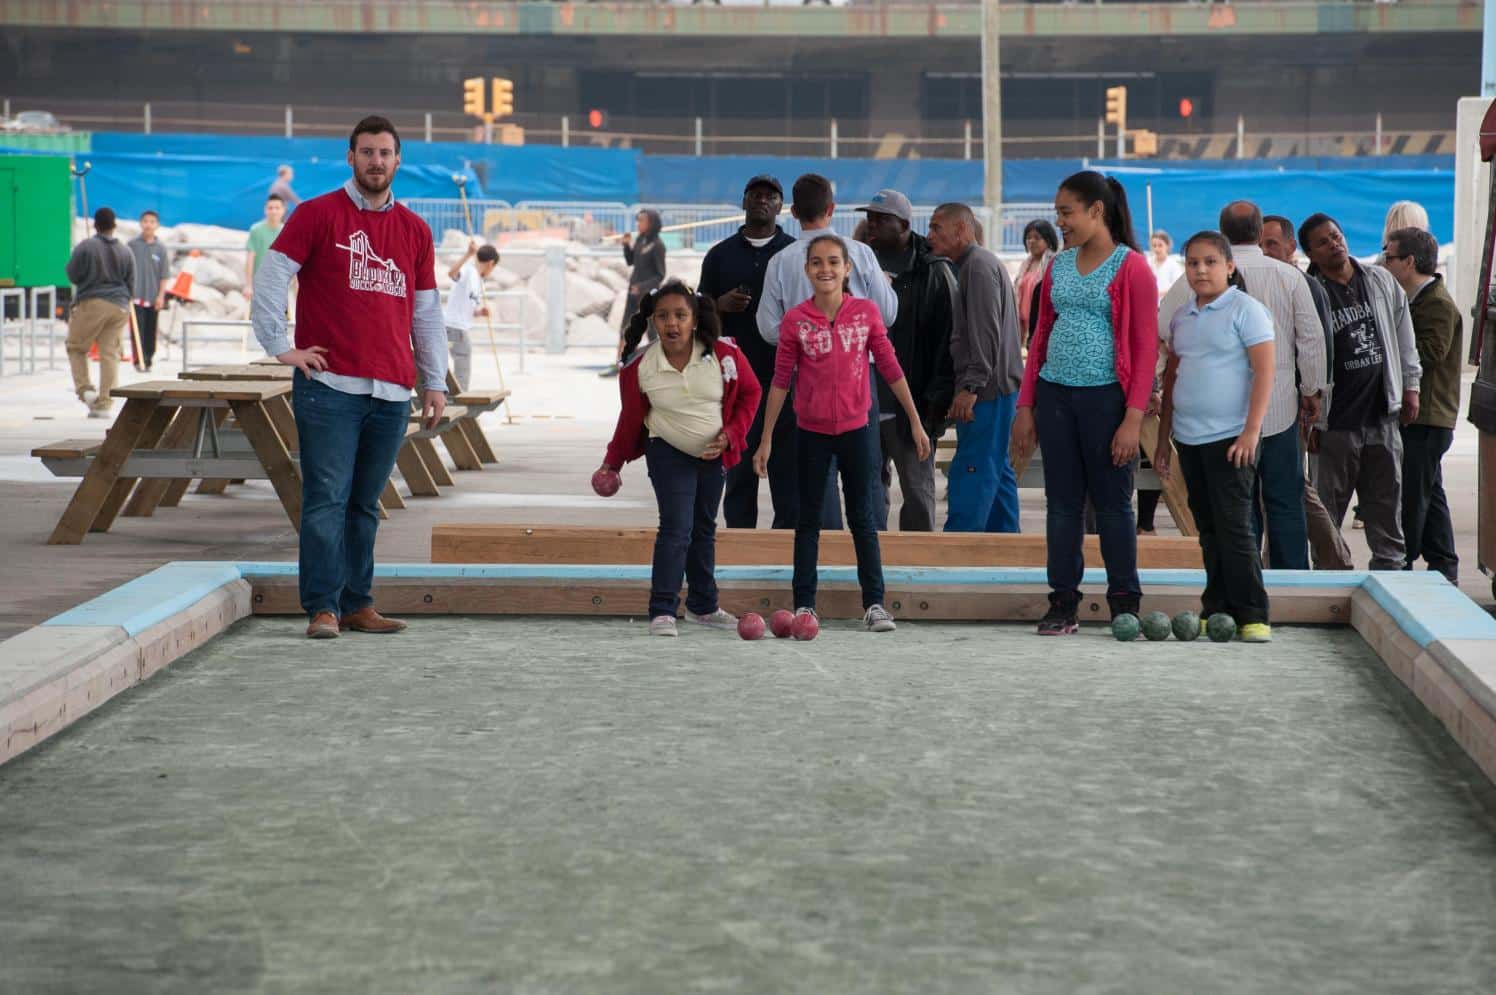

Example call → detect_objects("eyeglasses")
1382 252 1410 261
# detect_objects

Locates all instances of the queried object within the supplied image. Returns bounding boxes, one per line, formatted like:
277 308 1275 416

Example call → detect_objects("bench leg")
231 399 303 531
92 404 178 532
1139 415 1196 537
412 437 454 487
123 407 197 517
395 440 440 497
48 398 158 544
381 479 407 510
441 421 483 471
459 418 499 464
158 477 193 508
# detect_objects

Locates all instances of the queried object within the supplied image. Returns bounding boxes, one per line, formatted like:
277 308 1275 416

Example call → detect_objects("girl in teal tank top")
1040 244 1130 387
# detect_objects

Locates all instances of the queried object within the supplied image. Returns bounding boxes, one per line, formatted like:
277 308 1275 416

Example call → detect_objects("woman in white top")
1148 230 1185 304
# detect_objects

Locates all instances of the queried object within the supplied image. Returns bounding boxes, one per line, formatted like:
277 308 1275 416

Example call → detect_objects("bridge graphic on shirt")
336 230 408 299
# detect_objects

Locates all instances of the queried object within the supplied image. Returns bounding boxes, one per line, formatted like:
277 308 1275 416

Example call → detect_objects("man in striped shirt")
1159 201 1327 569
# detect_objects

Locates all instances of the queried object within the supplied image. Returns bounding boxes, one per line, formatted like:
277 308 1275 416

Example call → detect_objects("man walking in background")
698 175 798 528
1162 201 1326 568
64 207 134 418
444 240 500 391
1299 212 1421 571
127 209 171 372
1383 226 1462 583
252 115 448 639
269 164 301 209
926 202 1024 533
858 188 957 531
245 193 287 303
1260 212 1353 570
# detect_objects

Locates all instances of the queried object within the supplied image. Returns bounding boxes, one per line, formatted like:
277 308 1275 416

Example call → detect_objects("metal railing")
0 289 61 377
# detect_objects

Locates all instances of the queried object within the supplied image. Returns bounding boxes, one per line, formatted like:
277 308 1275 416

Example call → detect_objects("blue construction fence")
25 132 1455 256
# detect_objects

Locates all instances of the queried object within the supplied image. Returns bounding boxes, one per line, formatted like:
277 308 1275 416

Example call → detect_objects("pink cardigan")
1017 249 1159 412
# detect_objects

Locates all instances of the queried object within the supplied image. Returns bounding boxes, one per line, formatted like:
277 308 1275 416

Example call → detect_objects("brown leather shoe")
338 607 408 634
306 611 340 639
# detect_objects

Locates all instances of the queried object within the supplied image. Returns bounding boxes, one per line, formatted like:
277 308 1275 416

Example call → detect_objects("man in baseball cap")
857 188 958 531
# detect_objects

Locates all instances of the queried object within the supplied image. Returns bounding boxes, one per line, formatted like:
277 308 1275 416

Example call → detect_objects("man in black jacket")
698 176 799 527
858 189 957 531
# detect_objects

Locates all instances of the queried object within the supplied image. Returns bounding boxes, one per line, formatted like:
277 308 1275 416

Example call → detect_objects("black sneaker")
1107 593 1141 621
1037 593 1079 636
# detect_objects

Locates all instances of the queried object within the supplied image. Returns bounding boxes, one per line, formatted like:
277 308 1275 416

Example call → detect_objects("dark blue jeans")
794 422 884 610
1033 379 1140 604
1177 437 1269 625
1251 424 1310 570
645 437 725 619
292 373 409 618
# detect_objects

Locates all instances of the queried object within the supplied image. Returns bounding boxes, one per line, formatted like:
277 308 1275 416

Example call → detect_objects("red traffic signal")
1178 98 1194 119
587 108 607 129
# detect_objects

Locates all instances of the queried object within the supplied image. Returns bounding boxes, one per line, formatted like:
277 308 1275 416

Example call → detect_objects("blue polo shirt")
1164 286 1275 446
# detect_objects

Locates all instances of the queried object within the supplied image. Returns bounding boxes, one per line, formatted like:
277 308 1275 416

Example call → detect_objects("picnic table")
38 380 300 545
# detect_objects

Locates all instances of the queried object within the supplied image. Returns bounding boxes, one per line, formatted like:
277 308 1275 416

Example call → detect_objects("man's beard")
358 168 391 193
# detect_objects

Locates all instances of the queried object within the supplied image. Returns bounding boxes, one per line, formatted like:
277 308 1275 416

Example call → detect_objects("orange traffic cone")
164 270 194 303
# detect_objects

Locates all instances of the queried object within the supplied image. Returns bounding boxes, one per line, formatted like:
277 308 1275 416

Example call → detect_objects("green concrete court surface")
3 617 1496 994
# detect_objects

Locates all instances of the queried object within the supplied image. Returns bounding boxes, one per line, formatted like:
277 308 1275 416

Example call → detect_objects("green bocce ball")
1111 613 1141 642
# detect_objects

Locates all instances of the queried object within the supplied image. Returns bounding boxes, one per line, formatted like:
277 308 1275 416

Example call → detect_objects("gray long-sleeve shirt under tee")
251 180 447 399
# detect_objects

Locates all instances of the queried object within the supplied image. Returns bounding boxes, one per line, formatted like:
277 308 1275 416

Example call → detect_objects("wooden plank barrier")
430 525 1205 569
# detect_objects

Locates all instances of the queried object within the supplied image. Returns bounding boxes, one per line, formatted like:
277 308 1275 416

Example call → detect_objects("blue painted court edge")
39 562 1496 652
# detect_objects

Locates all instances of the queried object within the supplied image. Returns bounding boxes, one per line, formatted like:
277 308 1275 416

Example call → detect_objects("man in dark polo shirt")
697 175 797 528
1383 226 1462 582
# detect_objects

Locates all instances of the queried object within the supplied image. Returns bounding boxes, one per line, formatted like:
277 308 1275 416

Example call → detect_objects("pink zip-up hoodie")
773 295 905 436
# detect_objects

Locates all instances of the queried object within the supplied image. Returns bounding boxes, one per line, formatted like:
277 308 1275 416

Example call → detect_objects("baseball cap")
744 175 784 197
855 189 912 223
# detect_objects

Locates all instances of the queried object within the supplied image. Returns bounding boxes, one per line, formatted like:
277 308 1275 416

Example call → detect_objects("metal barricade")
643 203 742 250
179 319 288 370
405 197 515 242
30 287 59 372
0 288 25 376
514 201 633 245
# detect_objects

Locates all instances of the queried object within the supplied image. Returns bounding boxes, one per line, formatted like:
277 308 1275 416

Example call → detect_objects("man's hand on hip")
421 389 447 431
277 346 328 377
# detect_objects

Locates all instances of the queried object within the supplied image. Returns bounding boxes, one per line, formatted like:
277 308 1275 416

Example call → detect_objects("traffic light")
1104 86 1128 128
1178 97 1195 119
587 108 608 129
462 77 485 118
492 77 514 119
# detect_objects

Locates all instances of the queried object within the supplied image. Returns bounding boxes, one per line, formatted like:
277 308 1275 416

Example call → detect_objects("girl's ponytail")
621 291 656 364
1103 176 1139 252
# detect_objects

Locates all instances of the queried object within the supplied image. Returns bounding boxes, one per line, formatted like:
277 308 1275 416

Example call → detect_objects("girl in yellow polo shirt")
599 280 763 636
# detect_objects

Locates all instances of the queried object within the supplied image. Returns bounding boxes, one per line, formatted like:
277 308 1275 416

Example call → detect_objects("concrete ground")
0 339 1492 641
2 617 1494 993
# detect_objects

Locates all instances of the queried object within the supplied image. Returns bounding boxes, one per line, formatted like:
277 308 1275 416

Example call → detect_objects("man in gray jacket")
64 207 134 418
1299 213 1422 570
926 202 1024 532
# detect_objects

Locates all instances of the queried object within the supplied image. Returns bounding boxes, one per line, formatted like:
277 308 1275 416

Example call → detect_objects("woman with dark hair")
1154 232 1275 643
1011 170 1158 635
602 208 667 376
598 279 762 637
1016 219 1059 342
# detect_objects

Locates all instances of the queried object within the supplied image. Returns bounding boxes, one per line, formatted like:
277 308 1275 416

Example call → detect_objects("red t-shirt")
271 188 437 388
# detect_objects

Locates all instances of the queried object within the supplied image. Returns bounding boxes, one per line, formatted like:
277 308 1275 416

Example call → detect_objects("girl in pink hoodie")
752 234 931 633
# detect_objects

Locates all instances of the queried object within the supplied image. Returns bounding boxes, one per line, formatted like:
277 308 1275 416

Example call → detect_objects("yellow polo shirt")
639 341 724 458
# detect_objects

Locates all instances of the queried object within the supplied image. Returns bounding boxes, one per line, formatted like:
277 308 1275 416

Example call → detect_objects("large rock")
565 273 617 319
569 313 616 348
179 254 244 294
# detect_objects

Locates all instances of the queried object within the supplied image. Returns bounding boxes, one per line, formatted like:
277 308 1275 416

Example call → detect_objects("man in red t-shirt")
251 115 448 639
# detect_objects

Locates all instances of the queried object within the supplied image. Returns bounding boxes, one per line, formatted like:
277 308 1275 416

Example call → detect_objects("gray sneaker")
863 604 897 633
649 615 678 637
684 608 738 630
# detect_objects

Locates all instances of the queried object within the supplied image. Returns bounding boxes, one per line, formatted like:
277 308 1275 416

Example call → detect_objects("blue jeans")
1250 424 1309 570
794 422 884 610
645 438 725 619
1033 379 1140 605
944 392 1020 533
292 373 409 618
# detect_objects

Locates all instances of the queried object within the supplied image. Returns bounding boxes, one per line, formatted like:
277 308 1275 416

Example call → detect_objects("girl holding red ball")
597 280 762 637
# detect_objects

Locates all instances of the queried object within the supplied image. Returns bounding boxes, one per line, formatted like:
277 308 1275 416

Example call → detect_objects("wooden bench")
38 380 301 544
444 370 509 469
395 406 468 497
430 524 1204 569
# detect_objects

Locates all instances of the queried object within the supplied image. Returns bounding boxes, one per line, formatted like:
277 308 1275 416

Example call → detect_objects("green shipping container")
0 154 73 289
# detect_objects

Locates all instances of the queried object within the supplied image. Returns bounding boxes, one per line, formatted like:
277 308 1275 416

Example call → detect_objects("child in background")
753 234 931 633
1154 231 1277 643
598 280 762 637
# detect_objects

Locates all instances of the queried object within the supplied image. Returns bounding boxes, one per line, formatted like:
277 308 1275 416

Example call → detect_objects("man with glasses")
1382 227 1462 583
1298 213 1421 571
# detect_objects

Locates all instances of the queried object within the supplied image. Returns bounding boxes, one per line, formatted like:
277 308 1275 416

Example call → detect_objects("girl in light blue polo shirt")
1155 231 1277 643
